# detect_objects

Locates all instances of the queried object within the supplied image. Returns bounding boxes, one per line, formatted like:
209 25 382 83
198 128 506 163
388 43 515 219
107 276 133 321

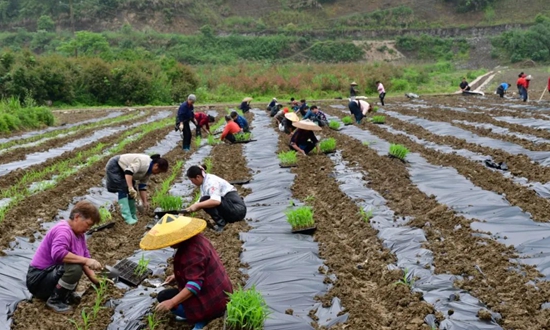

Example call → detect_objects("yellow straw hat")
242 97 253 102
284 112 300 122
350 82 358 86
140 214 207 250
292 119 322 131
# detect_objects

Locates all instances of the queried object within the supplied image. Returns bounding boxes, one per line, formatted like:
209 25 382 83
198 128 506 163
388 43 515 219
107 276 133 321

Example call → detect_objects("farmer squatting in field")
105 153 169 224
26 201 103 313
185 165 247 232
140 214 232 330
289 119 322 155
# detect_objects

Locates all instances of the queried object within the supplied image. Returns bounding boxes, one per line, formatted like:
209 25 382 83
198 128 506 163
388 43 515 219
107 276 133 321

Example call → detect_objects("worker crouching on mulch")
26 201 103 313
185 165 247 232
105 153 169 224
220 115 242 144
141 214 232 330
289 119 322 155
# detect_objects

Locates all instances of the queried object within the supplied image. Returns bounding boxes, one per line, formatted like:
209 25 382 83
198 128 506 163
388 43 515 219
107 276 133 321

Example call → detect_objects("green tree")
57 31 112 59
36 15 55 31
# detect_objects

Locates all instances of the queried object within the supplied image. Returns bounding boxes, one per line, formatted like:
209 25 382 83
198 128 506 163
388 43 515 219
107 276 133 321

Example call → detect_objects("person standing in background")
376 81 386 106
177 94 198 151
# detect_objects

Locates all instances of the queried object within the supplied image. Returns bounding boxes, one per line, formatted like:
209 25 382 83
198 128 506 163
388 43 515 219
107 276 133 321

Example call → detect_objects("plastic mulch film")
331 108 550 280
328 150 501 330
108 145 214 330
0 111 171 177
0 111 124 145
382 110 550 166
453 120 550 144
493 115 550 130
239 109 347 330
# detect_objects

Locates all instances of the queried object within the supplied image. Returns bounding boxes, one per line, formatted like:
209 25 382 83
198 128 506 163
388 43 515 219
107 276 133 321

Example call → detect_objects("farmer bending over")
185 165 247 232
194 112 215 137
496 82 510 98
290 119 321 155
220 115 241 144
105 153 169 224
141 214 232 330
230 111 250 133
348 99 372 124
26 201 103 313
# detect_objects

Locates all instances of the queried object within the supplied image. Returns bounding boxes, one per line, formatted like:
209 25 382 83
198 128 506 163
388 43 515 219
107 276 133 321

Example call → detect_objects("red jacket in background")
517 77 527 88
547 77 550 91
194 113 210 129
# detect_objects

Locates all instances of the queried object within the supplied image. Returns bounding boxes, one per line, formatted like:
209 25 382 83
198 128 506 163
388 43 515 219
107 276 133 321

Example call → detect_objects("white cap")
188 94 197 101
272 97 277 101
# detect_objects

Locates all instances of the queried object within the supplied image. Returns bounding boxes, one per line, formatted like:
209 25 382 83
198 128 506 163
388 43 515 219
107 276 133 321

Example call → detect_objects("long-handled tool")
539 89 547 102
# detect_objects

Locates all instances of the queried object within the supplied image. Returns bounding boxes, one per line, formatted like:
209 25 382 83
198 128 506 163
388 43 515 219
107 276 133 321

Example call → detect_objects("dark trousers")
351 109 364 123
379 92 386 106
182 120 192 150
196 126 202 138
26 264 83 300
496 86 505 98
200 191 246 226
225 133 236 143
289 142 315 155
519 86 528 102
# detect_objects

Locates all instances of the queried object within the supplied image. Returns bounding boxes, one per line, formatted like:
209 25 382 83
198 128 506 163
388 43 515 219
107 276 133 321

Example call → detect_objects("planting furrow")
0 110 147 162
327 150 501 329
0 111 170 177
239 109 343 329
323 112 550 329
0 111 125 145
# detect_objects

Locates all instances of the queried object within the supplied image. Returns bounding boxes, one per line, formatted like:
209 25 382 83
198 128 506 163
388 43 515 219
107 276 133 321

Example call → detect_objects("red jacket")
194 113 210 129
517 77 527 88
548 77 550 91
220 121 241 140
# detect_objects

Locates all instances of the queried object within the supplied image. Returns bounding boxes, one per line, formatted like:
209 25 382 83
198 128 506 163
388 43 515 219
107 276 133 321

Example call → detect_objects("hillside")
1 0 550 34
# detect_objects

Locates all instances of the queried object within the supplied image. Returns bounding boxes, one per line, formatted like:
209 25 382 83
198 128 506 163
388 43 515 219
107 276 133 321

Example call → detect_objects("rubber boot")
65 291 81 305
128 199 139 223
46 286 72 313
211 216 226 232
119 198 137 225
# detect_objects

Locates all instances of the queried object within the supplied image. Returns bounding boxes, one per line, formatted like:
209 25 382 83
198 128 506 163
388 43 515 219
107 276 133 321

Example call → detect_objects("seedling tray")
234 139 257 144
113 258 152 286
279 164 298 168
329 127 343 131
291 225 317 235
154 210 181 219
229 179 250 185
86 221 115 235
323 151 336 155
343 123 353 126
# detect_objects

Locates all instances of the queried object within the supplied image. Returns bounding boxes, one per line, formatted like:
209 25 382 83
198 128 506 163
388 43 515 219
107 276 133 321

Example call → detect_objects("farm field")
2 94 550 330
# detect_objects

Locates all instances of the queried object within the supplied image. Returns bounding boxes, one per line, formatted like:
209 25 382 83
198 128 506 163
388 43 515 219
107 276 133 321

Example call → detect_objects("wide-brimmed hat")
292 119 322 131
350 82 358 86
242 97 253 102
140 214 206 250
285 112 300 122
526 75 532 80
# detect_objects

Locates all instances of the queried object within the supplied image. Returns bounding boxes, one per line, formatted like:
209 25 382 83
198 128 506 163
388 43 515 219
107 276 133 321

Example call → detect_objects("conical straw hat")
140 214 207 250
350 81 358 86
242 97 253 102
284 112 300 122
292 119 322 131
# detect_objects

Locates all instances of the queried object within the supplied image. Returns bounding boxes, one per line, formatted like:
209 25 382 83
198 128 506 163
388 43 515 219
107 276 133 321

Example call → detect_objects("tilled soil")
323 106 550 329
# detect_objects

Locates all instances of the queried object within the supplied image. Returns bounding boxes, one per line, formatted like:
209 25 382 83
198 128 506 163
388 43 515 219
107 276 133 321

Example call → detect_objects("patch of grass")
278 151 297 166
389 144 409 160
371 115 385 124
319 138 336 153
342 116 354 125
285 206 314 229
329 120 341 130
234 132 252 141
226 285 270 330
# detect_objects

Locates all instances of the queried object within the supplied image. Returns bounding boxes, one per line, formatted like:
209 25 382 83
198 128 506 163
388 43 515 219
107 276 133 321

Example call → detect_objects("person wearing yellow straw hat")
141 214 232 329
239 97 252 113
350 82 358 99
290 119 321 155
185 164 247 232
277 110 299 135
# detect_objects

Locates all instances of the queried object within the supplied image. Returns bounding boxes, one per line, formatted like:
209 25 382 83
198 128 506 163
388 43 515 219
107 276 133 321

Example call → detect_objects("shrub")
226 286 270 330
278 151 297 165
328 120 341 130
0 97 54 133
319 138 336 153
371 116 385 124
341 116 354 125
389 144 409 160
285 206 314 229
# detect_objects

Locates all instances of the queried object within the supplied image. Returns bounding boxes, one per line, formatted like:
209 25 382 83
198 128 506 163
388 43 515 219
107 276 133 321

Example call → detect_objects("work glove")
128 187 138 200
179 123 183 131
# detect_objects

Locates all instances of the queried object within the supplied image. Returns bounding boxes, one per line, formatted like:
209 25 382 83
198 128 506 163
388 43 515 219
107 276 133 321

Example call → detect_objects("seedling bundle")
319 138 336 154
278 151 297 167
341 116 354 125
388 144 409 161
286 206 316 234
225 286 270 330
329 120 341 130
234 132 254 143
371 116 385 124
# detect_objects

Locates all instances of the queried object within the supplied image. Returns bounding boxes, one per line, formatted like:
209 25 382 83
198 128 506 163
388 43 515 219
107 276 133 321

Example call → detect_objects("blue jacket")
303 110 315 120
500 83 509 91
235 115 248 130
177 101 194 123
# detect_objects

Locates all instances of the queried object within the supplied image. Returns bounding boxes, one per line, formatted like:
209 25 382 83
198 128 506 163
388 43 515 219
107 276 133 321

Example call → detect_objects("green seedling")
319 138 336 153
195 137 202 148
69 308 90 330
98 205 112 224
147 310 164 330
328 120 341 130
207 134 220 146
226 285 270 330
373 106 380 112
204 157 213 173
304 195 315 203
285 206 315 229
388 144 410 161
135 254 150 277
153 195 183 211
394 268 415 288
91 278 108 318
234 132 252 142
278 151 297 166
371 115 385 124
341 116 354 125
359 208 373 222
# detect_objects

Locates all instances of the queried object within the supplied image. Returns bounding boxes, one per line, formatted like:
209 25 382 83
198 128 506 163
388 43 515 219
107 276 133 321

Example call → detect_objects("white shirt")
200 174 236 202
